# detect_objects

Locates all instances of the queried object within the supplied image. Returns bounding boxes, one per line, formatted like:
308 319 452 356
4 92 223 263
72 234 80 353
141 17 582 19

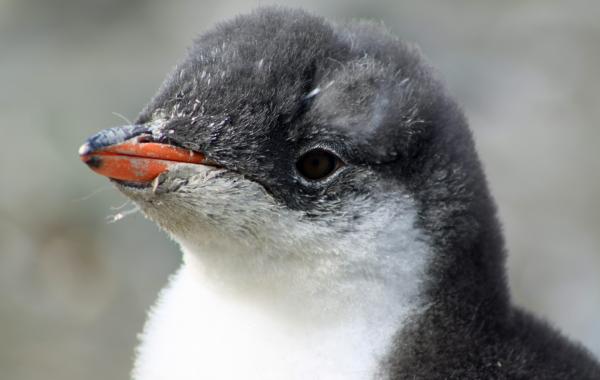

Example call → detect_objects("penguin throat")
133 195 435 379
132 254 430 380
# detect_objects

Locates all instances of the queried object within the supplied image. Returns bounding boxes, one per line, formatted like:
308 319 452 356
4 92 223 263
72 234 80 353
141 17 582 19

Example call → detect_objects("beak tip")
78 142 91 156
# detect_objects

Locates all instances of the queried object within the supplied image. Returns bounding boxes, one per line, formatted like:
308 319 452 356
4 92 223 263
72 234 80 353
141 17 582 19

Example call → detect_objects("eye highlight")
296 148 343 181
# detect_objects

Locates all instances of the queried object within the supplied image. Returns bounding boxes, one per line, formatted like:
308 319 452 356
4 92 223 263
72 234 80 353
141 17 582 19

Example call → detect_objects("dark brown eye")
296 149 342 180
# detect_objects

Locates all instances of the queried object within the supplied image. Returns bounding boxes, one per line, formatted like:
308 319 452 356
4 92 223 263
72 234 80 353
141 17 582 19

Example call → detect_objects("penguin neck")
178 244 428 328
404 127 511 321
133 195 438 379
170 195 436 326
379 197 512 377
132 247 430 380
419 185 511 323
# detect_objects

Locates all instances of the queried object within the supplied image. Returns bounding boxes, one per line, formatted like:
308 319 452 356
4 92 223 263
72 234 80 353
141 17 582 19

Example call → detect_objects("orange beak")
79 126 205 183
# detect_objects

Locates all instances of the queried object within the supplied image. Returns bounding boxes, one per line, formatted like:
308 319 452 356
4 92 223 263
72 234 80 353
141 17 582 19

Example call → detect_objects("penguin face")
81 8 465 310
129 9 440 213
122 12 436 238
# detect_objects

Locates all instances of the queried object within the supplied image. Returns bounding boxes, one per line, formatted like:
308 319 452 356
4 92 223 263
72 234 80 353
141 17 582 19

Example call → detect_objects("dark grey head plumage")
135 8 454 210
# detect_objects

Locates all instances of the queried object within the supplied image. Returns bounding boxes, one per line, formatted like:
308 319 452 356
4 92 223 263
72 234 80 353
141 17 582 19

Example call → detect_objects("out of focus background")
1 0 598 379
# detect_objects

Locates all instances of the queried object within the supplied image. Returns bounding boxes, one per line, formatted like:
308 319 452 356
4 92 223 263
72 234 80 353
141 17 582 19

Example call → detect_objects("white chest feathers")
131 257 426 380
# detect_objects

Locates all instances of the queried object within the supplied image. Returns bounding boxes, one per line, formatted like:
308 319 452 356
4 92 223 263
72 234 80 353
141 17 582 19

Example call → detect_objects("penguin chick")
80 7 600 380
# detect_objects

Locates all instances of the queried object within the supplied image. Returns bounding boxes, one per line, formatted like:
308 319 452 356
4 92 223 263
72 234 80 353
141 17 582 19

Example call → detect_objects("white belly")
131 260 408 380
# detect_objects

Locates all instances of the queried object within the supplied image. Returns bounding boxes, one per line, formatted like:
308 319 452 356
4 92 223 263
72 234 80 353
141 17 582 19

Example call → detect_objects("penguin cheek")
125 170 279 240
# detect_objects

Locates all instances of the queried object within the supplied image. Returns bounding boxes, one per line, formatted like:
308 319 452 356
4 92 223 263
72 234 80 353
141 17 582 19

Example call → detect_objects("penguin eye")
296 148 342 181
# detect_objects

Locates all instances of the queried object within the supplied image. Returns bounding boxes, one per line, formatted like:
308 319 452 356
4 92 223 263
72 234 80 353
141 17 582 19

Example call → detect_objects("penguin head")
80 8 501 313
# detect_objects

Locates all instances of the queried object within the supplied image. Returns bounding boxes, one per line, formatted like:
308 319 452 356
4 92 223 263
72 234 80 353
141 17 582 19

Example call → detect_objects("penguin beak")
79 125 205 183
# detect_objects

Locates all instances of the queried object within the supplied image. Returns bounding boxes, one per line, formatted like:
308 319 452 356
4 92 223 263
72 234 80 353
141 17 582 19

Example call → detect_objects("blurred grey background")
1 0 598 379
